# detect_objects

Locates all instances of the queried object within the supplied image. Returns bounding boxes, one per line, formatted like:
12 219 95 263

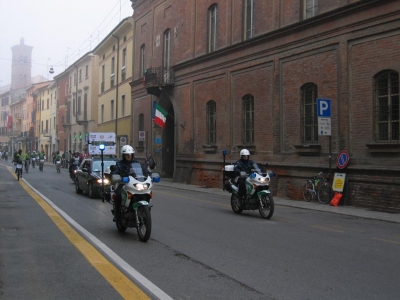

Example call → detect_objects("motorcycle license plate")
40 160 44 163
56 161 61 164
16 164 22 169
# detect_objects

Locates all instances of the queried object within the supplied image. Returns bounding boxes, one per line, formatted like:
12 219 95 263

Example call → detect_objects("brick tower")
10 37 33 90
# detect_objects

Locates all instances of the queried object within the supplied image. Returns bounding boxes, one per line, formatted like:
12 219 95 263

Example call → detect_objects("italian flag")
153 102 167 128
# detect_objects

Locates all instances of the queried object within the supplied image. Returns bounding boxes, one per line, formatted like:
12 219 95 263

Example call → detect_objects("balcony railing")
14 113 24 119
143 67 175 97
76 111 88 126
8 130 19 137
144 67 174 87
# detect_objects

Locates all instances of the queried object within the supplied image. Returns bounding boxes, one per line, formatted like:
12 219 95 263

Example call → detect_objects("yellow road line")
8 168 150 300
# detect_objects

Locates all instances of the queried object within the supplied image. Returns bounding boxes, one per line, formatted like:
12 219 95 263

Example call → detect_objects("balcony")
42 129 51 137
76 111 89 126
8 130 19 137
143 67 175 97
14 113 24 119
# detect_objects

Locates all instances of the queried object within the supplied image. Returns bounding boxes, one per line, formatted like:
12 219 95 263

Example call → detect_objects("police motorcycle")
69 159 79 182
105 163 160 243
222 150 275 219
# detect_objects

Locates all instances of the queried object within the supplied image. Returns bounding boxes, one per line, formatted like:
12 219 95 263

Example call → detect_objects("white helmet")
240 149 250 156
121 145 135 155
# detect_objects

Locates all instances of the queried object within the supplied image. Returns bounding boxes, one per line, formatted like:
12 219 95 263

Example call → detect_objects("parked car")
75 156 119 199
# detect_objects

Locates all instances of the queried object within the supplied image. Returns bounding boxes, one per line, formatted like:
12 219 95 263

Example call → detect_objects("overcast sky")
0 0 133 88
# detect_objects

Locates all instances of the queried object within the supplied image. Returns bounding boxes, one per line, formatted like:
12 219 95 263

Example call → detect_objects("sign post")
317 98 332 186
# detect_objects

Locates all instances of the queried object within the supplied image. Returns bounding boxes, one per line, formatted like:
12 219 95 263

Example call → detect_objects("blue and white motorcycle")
106 162 160 242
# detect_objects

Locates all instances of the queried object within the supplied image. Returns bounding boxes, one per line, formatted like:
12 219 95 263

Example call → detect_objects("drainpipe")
112 34 120 152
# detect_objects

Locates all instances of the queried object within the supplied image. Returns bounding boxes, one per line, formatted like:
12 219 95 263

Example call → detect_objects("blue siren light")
99 144 105 151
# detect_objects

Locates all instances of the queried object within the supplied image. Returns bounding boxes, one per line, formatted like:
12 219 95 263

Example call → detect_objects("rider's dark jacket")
111 159 149 177
233 158 255 177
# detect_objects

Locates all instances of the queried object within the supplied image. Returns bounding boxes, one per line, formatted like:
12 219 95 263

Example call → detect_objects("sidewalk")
156 178 400 224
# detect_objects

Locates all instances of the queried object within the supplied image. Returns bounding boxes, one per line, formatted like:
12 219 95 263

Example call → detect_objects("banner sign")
88 132 116 155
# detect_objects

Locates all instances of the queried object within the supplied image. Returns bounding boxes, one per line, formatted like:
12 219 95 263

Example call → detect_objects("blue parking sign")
317 98 331 117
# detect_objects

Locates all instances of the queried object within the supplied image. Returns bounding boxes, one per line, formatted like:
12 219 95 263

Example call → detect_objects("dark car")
75 156 119 198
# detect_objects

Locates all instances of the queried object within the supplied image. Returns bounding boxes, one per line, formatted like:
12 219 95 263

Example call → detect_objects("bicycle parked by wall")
302 172 332 204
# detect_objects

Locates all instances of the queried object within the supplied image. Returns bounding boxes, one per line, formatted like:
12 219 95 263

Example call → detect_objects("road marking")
372 237 400 245
8 167 173 300
312 226 344 233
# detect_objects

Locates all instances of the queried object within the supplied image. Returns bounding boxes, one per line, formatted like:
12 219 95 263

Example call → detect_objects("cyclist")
24 151 30 172
55 151 62 172
14 149 23 177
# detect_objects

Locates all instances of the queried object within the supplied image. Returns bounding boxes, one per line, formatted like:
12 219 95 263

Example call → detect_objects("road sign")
332 173 346 192
318 117 331 136
317 98 331 117
337 150 349 169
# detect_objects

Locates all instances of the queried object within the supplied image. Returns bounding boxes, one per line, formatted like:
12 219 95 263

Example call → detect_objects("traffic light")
79 132 82 141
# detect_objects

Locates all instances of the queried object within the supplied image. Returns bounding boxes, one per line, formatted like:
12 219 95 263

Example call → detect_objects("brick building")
129 0 400 212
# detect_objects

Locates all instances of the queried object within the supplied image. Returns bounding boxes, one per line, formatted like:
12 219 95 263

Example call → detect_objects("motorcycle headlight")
259 177 269 184
134 183 149 191
97 178 109 184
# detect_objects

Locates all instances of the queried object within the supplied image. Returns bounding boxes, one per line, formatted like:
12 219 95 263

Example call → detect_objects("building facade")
92 17 134 155
61 53 99 155
129 0 400 212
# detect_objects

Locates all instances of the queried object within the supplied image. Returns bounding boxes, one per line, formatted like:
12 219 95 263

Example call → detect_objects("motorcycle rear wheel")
259 193 274 219
231 194 243 214
137 205 152 242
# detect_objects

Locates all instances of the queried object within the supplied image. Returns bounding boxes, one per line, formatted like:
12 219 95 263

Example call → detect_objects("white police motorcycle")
222 151 275 219
106 162 160 242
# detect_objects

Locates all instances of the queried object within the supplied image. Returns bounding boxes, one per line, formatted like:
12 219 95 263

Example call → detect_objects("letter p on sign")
317 98 331 117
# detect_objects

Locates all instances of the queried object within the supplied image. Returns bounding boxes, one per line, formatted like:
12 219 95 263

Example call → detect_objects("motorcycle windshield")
252 163 266 175
129 162 146 181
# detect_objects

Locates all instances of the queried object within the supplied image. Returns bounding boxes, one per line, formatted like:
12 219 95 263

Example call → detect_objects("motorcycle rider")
234 149 255 206
69 151 80 176
111 145 150 222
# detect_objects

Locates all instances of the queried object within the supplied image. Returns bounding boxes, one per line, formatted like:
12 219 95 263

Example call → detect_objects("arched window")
374 70 399 142
206 101 216 144
139 114 144 147
243 94 254 144
208 4 218 52
300 83 318 144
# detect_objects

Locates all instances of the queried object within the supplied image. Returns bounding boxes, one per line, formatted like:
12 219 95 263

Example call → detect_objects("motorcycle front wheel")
259 193 274 219
137 205 152 242
231 194 243 214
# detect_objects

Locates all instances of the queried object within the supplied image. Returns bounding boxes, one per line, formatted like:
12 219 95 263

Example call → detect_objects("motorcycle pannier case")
224 165 235 179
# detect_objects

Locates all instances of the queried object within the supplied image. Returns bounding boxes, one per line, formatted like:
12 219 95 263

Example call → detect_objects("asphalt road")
1 161 399 300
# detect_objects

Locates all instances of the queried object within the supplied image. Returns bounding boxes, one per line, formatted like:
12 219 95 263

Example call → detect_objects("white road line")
23 179 173 300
